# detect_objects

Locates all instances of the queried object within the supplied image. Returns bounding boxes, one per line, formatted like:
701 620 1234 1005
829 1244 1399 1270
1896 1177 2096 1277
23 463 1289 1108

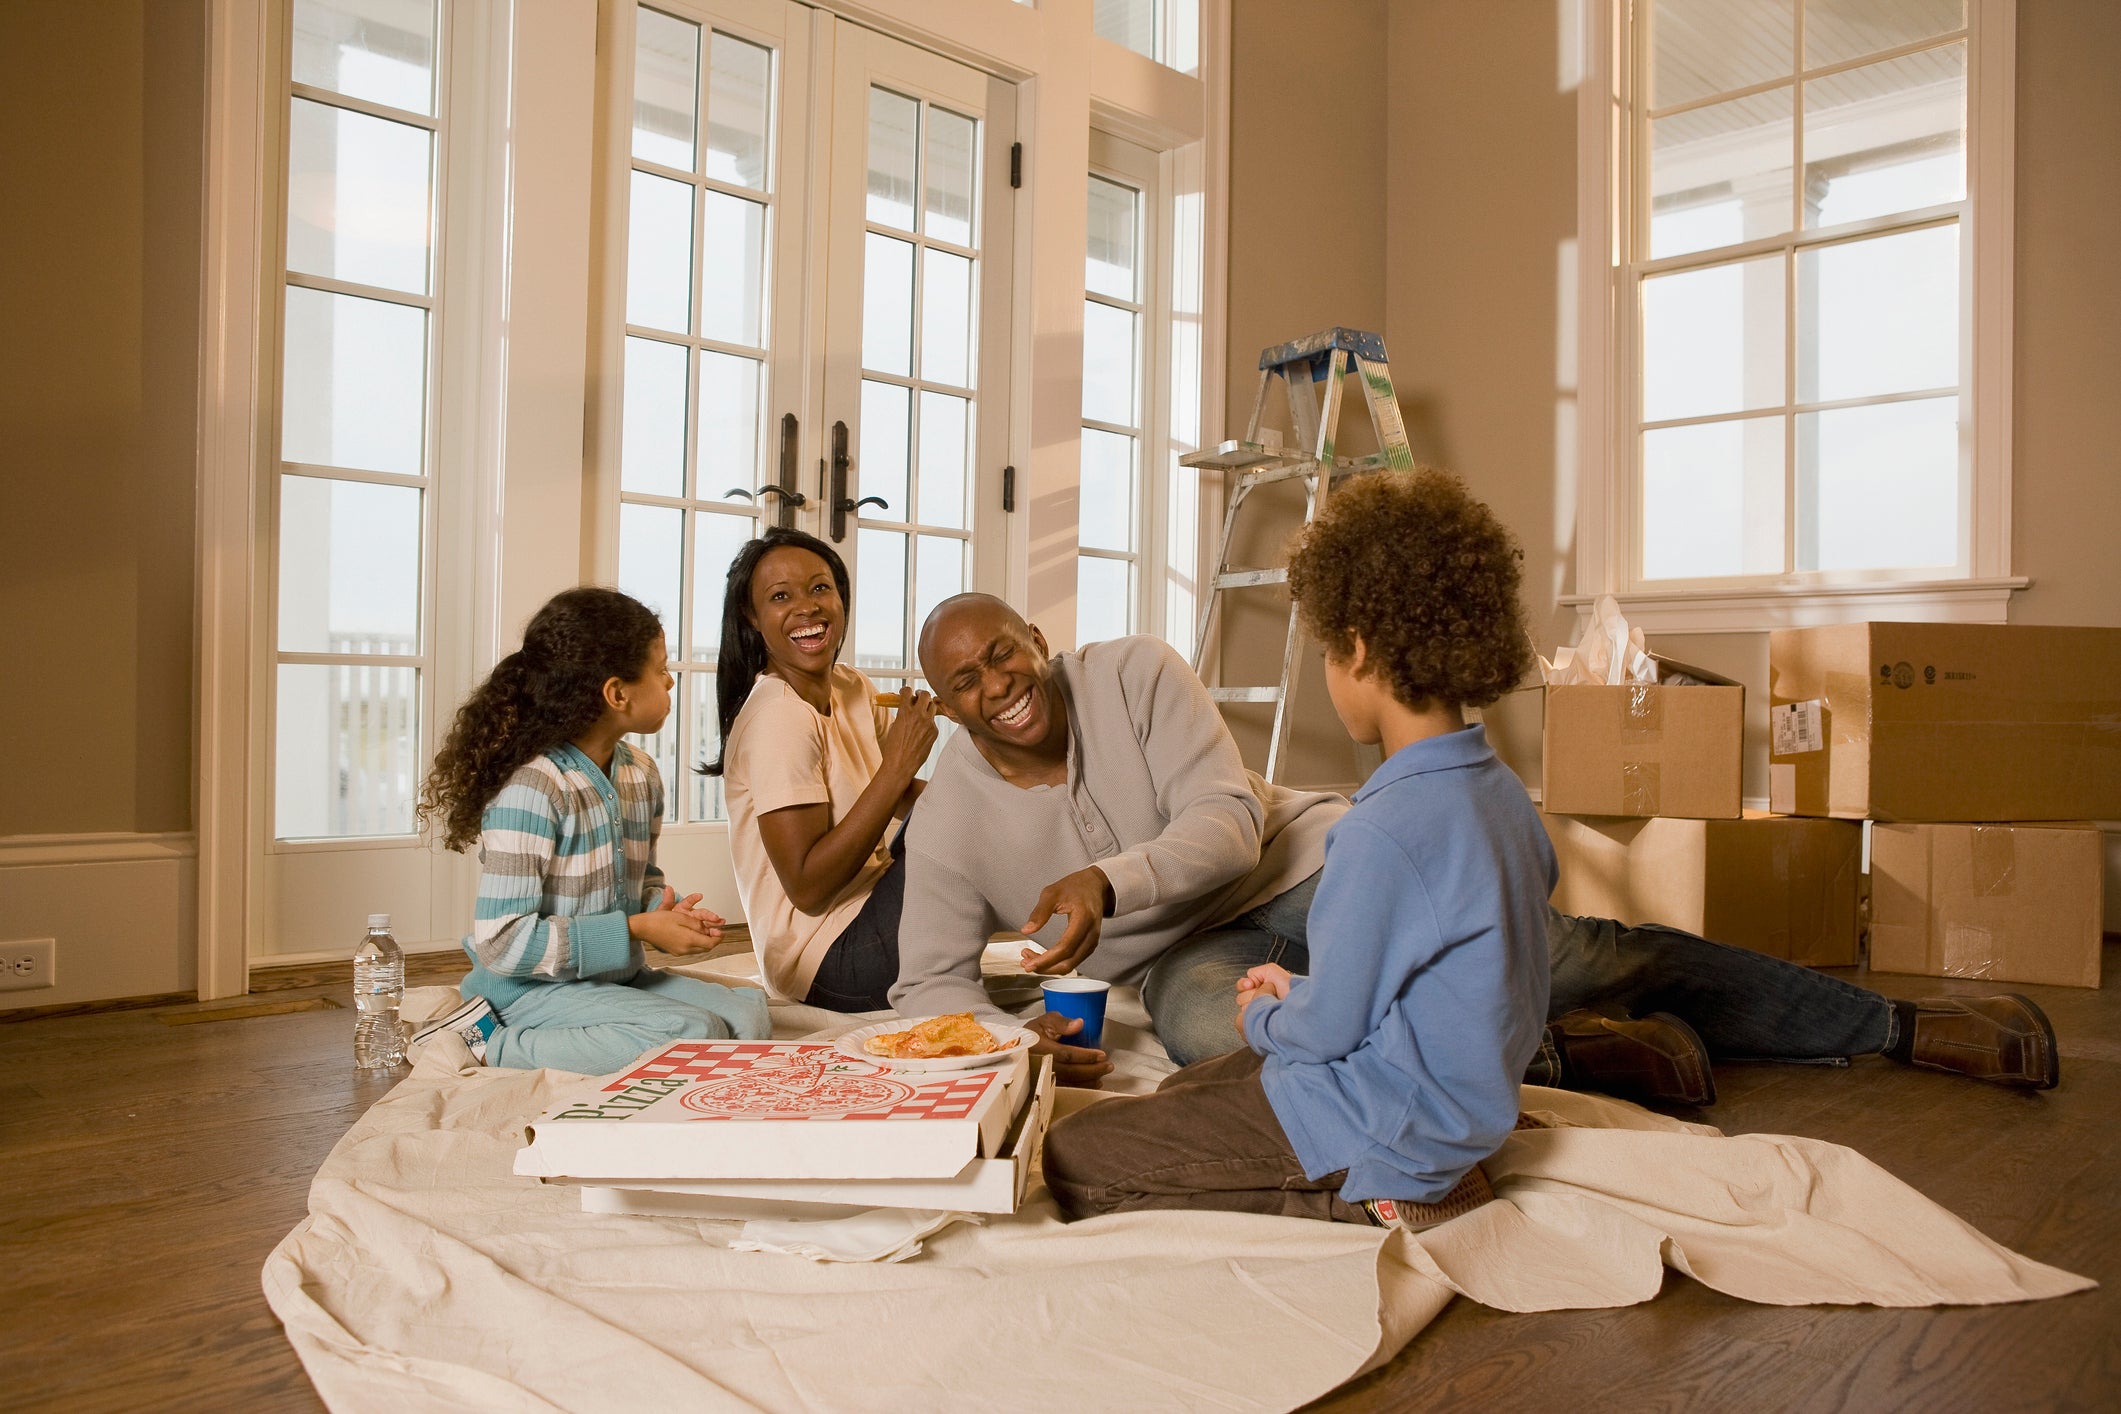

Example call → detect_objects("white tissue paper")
730 1208 978 1264
1541 594 1656 687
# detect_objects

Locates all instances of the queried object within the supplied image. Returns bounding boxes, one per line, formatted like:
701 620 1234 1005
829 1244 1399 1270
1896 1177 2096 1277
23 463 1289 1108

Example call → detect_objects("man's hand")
1019 866 1115 976
1026 1010 1113 1088
1232 963 1293 1036
630 889 725 957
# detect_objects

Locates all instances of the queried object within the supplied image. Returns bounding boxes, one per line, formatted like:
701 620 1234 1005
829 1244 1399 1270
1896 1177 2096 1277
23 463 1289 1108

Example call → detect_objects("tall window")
272 0 442 839
1094 0 1201 74
615 7 778 824
1628 0 1977 587
1078 171 1145 643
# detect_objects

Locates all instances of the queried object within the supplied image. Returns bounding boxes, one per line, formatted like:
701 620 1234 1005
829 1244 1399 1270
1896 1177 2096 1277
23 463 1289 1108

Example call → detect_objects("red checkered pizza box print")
608 1040 1001 1121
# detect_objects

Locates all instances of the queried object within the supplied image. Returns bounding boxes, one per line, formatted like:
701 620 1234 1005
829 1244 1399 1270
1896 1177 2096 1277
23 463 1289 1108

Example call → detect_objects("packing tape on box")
1943 923 1998 980
1619 761 1661 815
1824 671 1869 744
1621 684 1662 741
1971 826 2017 897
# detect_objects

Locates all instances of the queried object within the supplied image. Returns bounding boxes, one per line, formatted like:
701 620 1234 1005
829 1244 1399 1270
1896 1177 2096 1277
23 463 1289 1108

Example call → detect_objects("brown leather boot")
1547 1010 1716 1107
1905 995 2059 1089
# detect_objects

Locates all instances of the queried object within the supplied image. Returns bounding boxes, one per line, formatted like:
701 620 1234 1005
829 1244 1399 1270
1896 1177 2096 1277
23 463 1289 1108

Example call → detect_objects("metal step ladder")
1179 327 1416 783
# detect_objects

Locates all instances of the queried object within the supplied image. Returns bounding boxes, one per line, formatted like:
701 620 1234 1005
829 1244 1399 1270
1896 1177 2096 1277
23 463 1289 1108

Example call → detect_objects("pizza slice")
863 1012 1005 1059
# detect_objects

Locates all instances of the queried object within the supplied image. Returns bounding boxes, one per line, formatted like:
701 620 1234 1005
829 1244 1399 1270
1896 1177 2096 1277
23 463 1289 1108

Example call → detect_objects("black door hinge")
1002 464 1016 512
1009 142 1022 189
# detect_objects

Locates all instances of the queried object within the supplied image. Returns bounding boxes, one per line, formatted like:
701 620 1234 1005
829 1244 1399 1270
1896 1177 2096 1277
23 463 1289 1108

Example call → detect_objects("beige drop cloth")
263 954 2092 1413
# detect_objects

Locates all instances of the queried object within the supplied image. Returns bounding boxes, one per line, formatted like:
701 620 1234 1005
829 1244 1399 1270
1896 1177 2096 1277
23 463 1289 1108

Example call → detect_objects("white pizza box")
566 1056 1058 1217
514 1039 1034 1182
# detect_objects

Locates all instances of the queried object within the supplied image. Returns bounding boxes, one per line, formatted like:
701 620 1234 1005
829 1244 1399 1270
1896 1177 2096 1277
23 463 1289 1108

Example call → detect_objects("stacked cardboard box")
1542 655 1865 967
514 1038 1056 1218
1769 623 2118 989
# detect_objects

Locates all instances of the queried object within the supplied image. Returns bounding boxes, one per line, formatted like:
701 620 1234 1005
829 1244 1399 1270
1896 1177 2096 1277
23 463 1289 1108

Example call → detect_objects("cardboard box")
514 1039 1034 1182
1868 822 2104 988
1542 659 1744 819
1768 623 2121 821
568 1057 1058 1218
1543 810 1863 966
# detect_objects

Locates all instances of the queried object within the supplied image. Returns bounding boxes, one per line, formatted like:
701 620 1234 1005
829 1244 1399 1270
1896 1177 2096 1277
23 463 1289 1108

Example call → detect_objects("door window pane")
622 337 689 497
854 528 908 670
1642 417 1786 579
692 509 757 661
867 88 919 230
1799 224 1959 403
278 478 423 652
276 662 419 838
1077 556 1133 643
1086 175 1138 300
1807 0 1963 69
1649 89 1793 259
628 170 695 333
699 191 767 345
633 7 699 170
698 351 764 495
924 109 976 245
860 380 912 517
1079 429 1135 552
913 536 965 643
707 33 772 190
282 286 427 475
920 248 973 388
1641 254 1785 423
863 234 915 376
1648 0 1793 110
1805 45 1965 230
1082 301 1137 425
1802 397 1959 571
618 502 685 644
291 0 435 115
690 671 727 820
917 392 969 530
288 99 433 295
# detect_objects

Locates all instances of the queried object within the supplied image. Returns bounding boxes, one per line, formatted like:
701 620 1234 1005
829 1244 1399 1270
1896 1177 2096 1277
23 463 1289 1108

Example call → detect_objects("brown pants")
1041 1048 1373 1224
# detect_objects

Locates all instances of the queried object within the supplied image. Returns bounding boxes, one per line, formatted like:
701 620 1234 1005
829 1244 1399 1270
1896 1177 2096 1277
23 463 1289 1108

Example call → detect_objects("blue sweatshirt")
1242 724 1555 1204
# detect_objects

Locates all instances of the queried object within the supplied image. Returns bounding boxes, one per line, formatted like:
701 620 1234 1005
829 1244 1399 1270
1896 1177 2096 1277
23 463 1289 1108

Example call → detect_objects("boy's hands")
1233 963 1293 1035
1018 866 1116 975
1025 1011 1114 1088
630 888 726 957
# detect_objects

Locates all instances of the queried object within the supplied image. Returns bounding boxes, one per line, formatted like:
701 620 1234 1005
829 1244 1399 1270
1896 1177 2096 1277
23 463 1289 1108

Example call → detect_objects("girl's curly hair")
417 587 664 852
1285 468 1532 711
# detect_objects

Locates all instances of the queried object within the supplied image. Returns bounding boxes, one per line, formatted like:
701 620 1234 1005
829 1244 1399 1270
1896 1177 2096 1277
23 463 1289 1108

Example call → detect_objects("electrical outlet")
0 939 56 992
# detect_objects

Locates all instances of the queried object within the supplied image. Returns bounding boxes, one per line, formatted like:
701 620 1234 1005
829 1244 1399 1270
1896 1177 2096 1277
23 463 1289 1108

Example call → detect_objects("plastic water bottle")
353 913 406 1069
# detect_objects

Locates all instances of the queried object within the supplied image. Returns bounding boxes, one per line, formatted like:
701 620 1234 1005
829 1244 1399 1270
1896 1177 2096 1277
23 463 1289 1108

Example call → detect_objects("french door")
607 2 1017 909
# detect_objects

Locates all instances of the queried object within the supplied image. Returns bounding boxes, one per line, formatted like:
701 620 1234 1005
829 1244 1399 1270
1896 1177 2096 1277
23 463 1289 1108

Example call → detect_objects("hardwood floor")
1 944 2114 1413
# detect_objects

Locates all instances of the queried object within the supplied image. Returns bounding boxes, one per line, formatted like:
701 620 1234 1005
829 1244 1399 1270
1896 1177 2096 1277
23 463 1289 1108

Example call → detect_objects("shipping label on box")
1543 811 1862 966
1542 659 1744 819
1770 622 2121 821
1868 822 2104 988
515 1040 1030 1182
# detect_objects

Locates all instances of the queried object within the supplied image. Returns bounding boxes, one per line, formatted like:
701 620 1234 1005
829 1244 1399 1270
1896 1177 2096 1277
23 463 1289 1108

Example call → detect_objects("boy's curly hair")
1285 468 1532 711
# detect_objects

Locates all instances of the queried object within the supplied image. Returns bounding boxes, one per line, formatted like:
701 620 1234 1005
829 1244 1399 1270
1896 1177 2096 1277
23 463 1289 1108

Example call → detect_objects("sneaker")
412 996 498 1064
1363 1164 1496 1233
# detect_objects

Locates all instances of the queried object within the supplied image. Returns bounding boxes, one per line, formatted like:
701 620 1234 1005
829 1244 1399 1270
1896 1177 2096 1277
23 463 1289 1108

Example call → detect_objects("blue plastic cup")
1040 977 1111 1051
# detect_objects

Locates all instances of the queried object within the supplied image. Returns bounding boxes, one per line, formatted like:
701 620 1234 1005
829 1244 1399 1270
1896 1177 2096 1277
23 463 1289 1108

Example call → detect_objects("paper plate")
832 1018 1036 1072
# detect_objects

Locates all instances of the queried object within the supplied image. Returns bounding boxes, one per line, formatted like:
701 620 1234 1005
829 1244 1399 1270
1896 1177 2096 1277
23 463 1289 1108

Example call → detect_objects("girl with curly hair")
412 586 768 1071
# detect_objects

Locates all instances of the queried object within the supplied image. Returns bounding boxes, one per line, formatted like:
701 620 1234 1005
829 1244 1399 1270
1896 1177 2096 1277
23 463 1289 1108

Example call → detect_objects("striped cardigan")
461 741 669 1011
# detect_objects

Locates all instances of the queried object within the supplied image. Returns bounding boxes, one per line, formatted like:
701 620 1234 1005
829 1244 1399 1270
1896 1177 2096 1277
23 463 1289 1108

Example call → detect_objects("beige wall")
0 0 203 838
1224 0 2121 797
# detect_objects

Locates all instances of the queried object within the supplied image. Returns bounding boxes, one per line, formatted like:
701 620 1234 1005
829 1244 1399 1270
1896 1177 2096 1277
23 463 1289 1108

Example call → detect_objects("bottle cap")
367 913 391 929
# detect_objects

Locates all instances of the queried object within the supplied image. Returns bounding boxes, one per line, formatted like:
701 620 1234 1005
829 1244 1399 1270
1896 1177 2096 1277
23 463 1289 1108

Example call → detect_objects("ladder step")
1258 327 1389 371
1213 568 1288 590
1180 440 1287 471
1208 687 1284 704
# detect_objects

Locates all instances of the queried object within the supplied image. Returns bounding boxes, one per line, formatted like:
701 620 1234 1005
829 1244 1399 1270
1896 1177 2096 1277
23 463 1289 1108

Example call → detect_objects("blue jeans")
1143 888 1896 1074
1141 873 1320 1068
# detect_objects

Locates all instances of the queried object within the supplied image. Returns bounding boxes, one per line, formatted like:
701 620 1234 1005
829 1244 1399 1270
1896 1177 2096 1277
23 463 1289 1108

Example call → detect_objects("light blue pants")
485 970 772 1075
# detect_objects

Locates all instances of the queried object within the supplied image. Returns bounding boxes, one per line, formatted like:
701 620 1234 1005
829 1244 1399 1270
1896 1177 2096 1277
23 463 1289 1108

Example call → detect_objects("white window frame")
1570 0 2021 634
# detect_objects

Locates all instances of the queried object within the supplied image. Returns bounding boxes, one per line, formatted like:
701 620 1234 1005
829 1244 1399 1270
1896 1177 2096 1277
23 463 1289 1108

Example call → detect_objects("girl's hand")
631 894 723 956
659 888 725 929
879 689 939 783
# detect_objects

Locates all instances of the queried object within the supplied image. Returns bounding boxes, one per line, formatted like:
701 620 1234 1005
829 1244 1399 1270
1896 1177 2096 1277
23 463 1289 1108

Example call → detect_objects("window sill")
1559 577 2029 635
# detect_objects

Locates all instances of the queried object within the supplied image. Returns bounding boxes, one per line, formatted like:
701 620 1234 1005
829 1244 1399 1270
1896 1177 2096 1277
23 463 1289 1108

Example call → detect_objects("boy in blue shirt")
1042 469 1554 1229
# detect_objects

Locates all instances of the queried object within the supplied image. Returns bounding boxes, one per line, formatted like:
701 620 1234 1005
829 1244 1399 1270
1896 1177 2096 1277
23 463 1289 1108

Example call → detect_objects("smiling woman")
703 528 939 1009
